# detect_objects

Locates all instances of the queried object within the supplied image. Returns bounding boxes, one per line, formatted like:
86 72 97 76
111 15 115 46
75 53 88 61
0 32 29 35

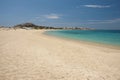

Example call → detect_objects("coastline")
43 30 120 50
0 29 120 80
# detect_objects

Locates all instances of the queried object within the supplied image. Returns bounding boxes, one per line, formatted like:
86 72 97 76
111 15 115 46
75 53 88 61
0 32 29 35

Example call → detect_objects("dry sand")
0 29 120 80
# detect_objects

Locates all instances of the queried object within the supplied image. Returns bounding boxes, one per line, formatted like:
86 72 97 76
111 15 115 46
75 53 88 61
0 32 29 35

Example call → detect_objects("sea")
44 30 120 46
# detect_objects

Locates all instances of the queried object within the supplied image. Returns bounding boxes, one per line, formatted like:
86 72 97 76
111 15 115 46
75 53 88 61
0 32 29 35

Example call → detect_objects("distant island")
0 23 95 30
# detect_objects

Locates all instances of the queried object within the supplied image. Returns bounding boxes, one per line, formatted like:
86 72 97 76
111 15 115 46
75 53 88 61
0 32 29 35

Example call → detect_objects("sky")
0 0 120 29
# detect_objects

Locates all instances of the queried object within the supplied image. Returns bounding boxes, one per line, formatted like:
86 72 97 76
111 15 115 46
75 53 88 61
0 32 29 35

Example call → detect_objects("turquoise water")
44 30 120 46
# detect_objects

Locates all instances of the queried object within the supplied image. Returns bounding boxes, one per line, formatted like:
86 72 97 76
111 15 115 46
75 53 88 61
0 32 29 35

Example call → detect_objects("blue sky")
0 0 120 29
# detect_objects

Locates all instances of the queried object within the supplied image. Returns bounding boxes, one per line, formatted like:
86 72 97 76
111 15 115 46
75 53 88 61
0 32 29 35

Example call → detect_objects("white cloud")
87 18 120 24
44 14 60 19
29 13 61 22
83 5 110 8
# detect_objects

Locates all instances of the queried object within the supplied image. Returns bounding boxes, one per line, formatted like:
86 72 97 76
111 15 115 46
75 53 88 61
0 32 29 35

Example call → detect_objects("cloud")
29 13 61 22
83 5 110 8
44 14 60 19
86 18 120 24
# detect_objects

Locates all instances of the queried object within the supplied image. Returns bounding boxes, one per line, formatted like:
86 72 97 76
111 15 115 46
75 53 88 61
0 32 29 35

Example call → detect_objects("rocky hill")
13 23 95 30
14 23 46 29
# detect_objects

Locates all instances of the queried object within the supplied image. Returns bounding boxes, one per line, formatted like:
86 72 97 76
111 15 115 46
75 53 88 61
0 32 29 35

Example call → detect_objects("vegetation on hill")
12 22 95 30
14 23 46 29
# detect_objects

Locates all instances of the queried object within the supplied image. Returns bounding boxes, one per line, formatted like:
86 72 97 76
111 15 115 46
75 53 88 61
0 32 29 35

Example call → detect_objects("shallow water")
45 30 120 46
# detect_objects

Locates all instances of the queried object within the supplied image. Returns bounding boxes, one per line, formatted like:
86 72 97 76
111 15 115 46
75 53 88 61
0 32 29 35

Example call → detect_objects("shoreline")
0 29 120 80
43 30 120 50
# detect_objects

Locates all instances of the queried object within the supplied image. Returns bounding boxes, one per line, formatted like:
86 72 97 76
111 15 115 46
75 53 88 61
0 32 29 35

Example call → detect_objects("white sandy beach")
0 29 120 80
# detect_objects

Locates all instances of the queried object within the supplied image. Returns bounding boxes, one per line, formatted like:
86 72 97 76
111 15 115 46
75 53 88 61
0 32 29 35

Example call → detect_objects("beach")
0 29 120 80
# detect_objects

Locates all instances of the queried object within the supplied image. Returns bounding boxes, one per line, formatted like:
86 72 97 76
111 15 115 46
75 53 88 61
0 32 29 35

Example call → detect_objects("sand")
0 29 120 80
